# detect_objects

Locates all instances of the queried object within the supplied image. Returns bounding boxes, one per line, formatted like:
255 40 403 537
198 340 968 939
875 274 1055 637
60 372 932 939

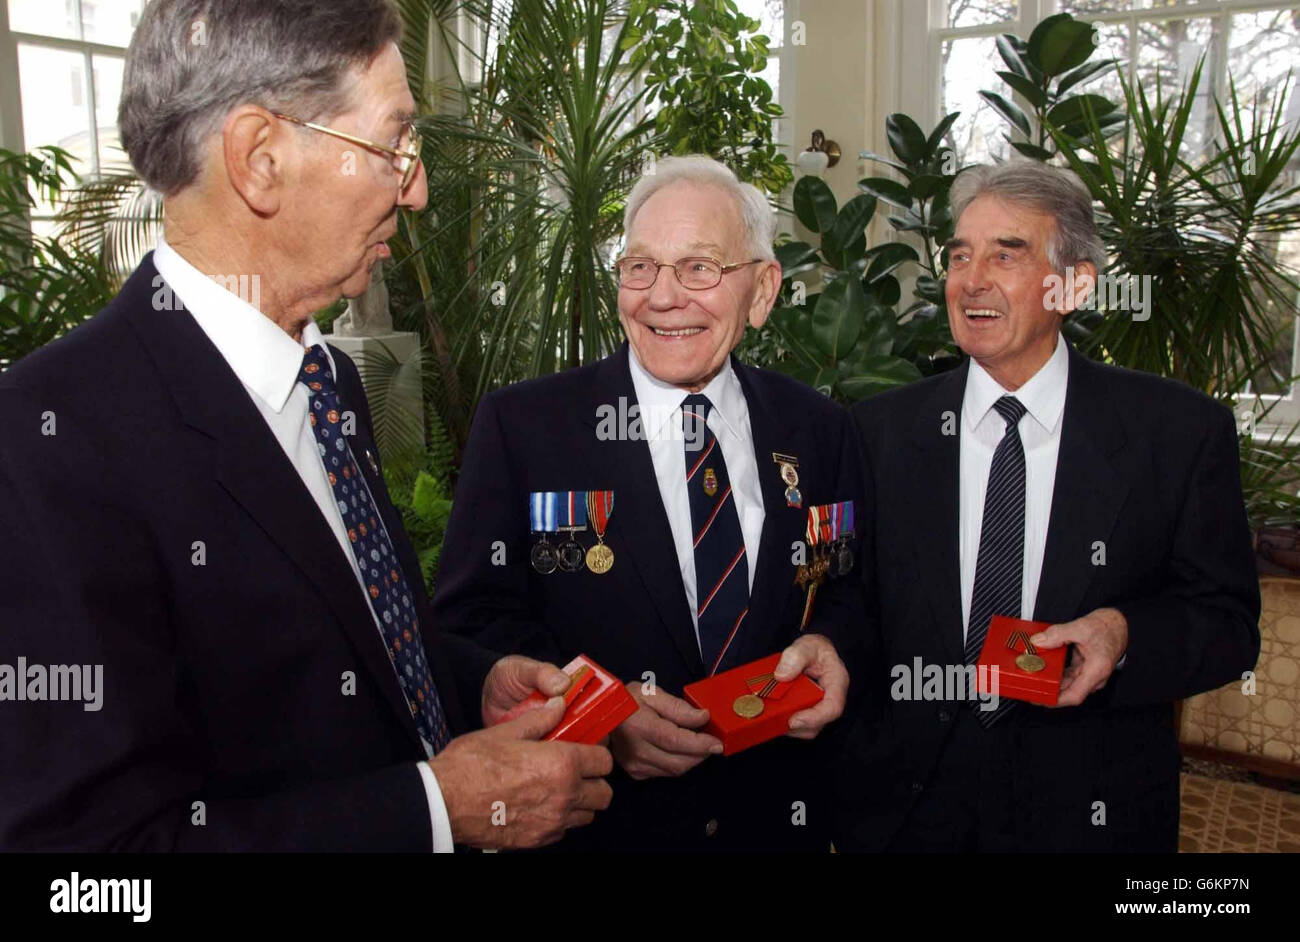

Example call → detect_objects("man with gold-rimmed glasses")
435 154 866 851
0 0 614 853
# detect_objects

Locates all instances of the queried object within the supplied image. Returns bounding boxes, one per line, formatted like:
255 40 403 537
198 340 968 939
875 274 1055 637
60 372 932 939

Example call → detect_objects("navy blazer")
0 255 498 851
836 344 1261 852
434 343 866 851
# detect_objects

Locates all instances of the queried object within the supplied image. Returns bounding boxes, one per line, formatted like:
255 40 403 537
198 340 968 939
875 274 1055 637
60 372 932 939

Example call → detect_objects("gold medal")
733 693 764 719
1015 652 1045 673
585 542 614 574
585 490 615 575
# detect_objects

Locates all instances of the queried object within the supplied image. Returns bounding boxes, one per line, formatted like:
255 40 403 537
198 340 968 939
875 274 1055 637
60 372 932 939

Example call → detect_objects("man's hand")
430 698 613 849
1030 607 1128 707
772 633 848 738
480 654 572 727
609 683 722 780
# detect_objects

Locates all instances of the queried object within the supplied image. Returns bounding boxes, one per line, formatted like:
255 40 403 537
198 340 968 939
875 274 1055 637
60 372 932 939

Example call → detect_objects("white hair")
623 155 775 260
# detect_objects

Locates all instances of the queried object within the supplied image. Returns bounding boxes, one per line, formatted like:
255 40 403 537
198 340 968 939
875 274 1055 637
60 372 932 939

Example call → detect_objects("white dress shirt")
958 333 1069 639
627 347 765 653
153 239 453 853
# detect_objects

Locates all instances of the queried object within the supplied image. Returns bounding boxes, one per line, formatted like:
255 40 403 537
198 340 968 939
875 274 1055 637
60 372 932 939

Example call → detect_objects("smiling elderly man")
0 0 613 852
434 155 865 851
835 160 1260 852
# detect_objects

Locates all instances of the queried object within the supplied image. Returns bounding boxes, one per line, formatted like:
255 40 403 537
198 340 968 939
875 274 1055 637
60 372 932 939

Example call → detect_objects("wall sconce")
795 129 841 177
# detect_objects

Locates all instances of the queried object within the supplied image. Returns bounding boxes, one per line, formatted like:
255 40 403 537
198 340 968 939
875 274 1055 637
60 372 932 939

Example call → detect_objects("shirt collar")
627 344 746 441
153 238 330 412
963 331 1069 434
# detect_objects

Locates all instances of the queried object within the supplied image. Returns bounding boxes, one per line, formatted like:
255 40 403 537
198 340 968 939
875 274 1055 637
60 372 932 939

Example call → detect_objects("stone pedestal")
328 263 424 454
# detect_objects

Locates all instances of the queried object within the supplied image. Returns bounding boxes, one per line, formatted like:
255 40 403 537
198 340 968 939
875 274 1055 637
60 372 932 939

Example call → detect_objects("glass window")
945 0 1019 29
943 35 1012 165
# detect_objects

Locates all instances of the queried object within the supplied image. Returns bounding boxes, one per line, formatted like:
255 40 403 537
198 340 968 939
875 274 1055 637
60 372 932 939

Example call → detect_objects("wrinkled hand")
609 682 722 780
772 633 848 738
480 654 572 727
1031 607 1128 707
430 698 613 849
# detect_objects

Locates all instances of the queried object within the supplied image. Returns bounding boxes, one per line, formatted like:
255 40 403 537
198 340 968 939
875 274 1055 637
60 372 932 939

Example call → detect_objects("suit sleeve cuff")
415 761 455 853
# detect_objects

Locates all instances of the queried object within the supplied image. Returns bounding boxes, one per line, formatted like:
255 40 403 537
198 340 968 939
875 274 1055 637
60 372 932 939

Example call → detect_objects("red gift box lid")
975 615 1065 706
683 653 824 756
496 654 638 744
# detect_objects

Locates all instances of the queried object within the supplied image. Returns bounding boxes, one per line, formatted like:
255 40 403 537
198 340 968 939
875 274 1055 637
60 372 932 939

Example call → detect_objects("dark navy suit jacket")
836 345 1260 852
0 255 498 851
433 343 866 851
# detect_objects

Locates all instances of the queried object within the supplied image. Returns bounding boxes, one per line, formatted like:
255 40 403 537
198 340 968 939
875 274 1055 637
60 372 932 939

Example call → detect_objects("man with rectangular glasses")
434 155 866 851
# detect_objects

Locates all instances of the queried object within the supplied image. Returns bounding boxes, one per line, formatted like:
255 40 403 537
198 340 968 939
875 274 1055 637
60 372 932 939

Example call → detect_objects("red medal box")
496 654 638 744
975 615 1066 706
683 653 824 756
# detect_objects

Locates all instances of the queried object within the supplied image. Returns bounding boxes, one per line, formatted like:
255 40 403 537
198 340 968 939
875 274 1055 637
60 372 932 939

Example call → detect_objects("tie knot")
993 395 1027 428
681 393 712 426
299 344 335 394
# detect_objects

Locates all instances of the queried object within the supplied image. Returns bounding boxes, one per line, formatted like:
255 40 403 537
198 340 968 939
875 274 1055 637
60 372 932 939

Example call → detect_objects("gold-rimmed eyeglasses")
272 112 422 191
614 256 763 291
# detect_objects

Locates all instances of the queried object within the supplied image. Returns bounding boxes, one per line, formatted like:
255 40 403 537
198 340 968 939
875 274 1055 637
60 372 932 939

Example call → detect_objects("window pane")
81 0 146 48
942 35 1010 166
1251 227 1299 397
18 43 91 214
734 0 783 46
8 0 78 40
1087 20 1128 108
945 0 1017 30
1228 9 1300 137
1134 15 1217 158
92 54 128 173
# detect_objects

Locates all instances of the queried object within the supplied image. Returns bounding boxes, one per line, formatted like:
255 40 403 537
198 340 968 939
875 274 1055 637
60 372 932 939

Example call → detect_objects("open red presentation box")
683 652 824 756
495 654 638 744
975 615 1066 706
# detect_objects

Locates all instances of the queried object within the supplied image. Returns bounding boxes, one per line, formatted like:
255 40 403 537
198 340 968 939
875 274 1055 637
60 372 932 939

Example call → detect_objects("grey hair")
119 0 402 195
623 155 775 260
948 160 1107 273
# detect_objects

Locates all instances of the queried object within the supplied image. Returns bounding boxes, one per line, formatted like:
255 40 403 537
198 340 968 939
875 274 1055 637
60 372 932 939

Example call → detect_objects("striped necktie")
681 394 750 676
965 395 1028 728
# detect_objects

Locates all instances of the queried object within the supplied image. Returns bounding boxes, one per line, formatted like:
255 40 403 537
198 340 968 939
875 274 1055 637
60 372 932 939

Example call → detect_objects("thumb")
1030 624 1071 649
499 695 566 740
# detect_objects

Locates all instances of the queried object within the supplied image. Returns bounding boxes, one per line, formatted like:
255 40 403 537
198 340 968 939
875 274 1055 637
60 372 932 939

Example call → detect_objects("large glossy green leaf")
839 355 923 400
997 71 1049 109
863 242 921 282
793 175 837 233
775 240 820 277
857 176 911 209
1031 16 1097 77
1056 58 1119 96
1046 94 1116 128
925 112 961 155
810 273 866 359
825 193 876 268
886 113 928 164
979 91 1032 138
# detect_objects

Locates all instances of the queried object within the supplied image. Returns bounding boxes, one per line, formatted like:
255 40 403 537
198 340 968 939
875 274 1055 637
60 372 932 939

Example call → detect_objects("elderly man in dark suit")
433 155 864 851
0 0 612 852
834 159 1260 852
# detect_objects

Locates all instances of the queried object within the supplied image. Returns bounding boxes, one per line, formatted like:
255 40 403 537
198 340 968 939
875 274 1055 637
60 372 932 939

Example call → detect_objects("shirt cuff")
415 761 455 853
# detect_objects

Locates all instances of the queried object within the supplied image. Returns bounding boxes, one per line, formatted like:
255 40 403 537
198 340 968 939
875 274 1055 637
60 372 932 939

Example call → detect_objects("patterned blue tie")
299 344 450 754
965 395 1028 728
681 394 750 676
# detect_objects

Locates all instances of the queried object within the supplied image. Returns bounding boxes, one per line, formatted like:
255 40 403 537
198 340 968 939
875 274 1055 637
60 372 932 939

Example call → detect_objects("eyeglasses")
614 257 763 291
272 113 422 191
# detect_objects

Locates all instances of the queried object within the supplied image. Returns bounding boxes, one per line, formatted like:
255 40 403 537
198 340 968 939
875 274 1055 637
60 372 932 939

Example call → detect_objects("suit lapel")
578 347 704 675
910 361 969 667
731 359 804 663
1033 347 1129 623
124 256 426 753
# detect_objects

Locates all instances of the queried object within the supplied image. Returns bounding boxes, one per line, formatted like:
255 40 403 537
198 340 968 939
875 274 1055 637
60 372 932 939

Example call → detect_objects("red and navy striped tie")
681 394 750 675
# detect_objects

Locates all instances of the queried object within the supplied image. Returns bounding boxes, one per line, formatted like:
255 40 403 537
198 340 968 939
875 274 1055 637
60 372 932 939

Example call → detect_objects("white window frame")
899 0 1300 429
